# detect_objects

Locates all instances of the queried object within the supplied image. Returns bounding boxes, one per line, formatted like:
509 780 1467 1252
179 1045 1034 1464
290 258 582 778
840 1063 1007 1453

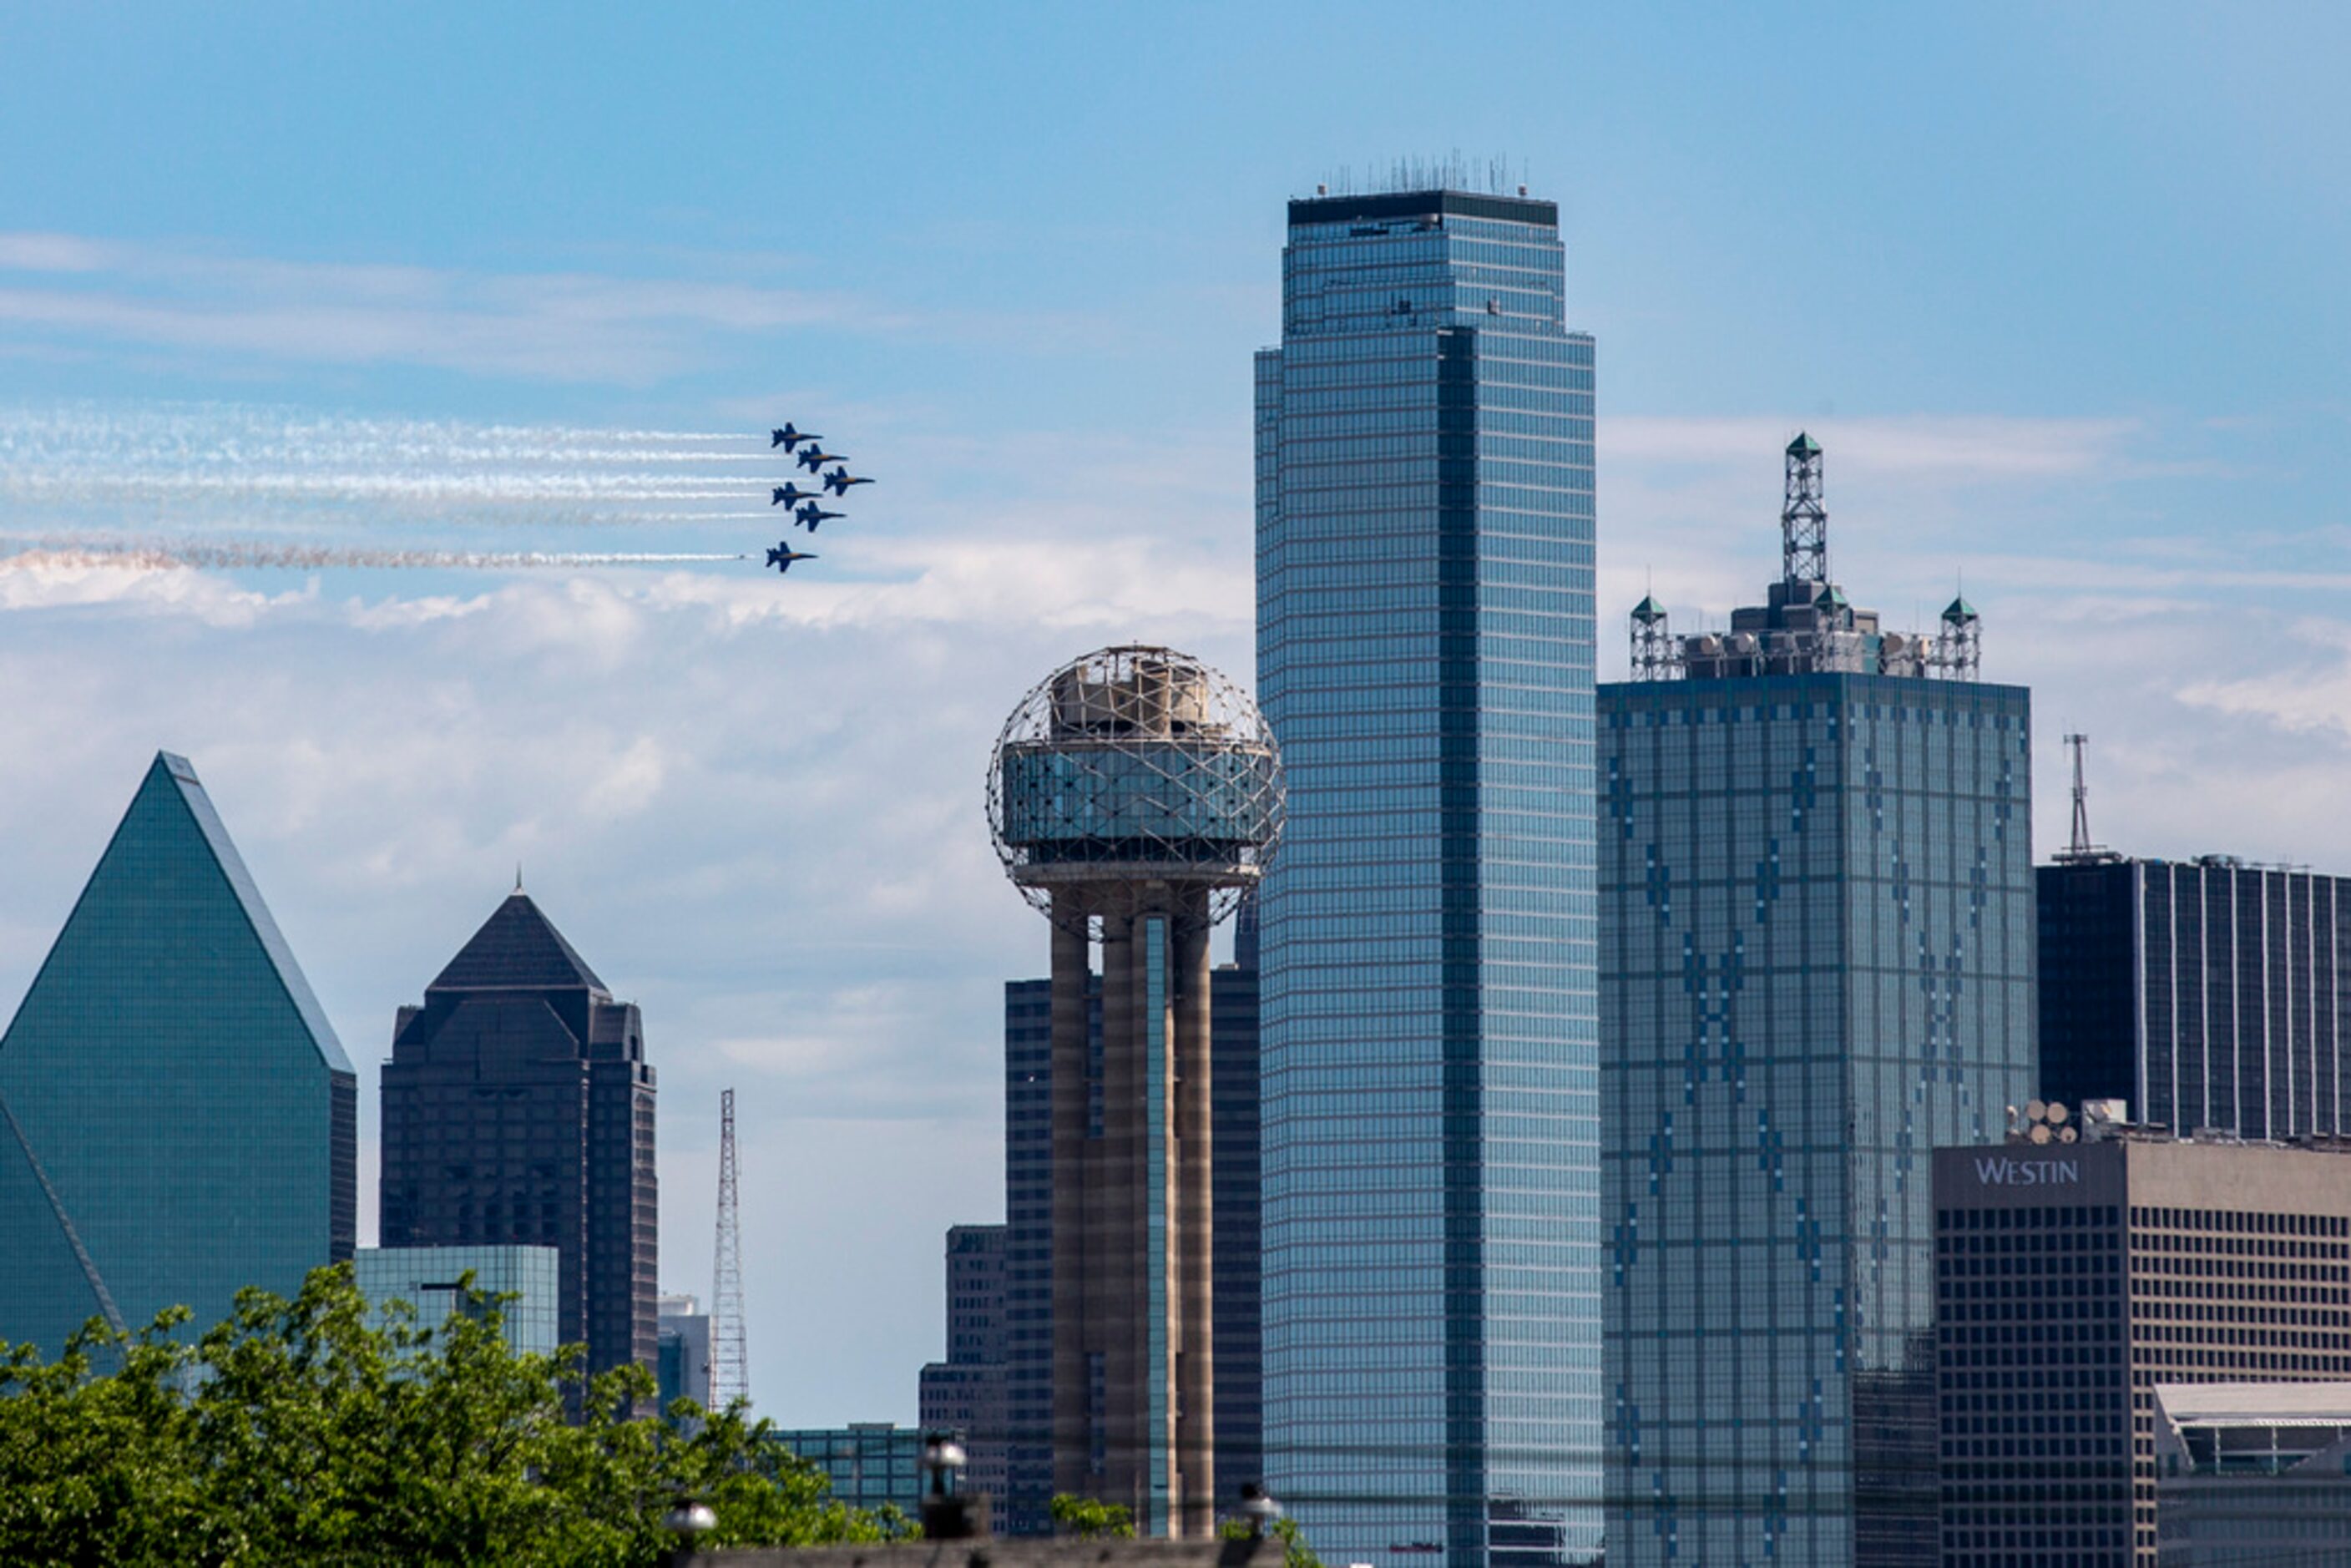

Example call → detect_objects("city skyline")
2 3 2348 1433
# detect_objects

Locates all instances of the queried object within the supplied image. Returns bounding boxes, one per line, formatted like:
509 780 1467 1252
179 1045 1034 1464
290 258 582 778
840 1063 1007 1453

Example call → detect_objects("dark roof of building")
1287 189 1559 229
1787 431 1822 457
1631 594 1668 623
427 893 608 995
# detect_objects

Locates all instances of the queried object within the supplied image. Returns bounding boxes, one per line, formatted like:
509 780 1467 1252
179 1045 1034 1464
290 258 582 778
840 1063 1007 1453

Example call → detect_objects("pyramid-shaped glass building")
0 752 356 1356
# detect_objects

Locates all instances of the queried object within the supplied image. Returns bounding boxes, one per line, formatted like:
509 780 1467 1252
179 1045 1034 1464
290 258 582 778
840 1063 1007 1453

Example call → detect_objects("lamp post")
923 1429 985 1540
1238 1484 1280 1540
661 1497 716 1565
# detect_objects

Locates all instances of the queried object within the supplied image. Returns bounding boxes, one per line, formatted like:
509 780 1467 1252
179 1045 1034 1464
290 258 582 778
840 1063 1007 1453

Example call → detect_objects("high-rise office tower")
1256 178 1599 1567
2041 851 2351 1141
921 1224 1011 1502
1933 1133 2351 1566
0 751 355 1357
379 890 657 1383
1600 439 2034 1566
987 645 1284 1537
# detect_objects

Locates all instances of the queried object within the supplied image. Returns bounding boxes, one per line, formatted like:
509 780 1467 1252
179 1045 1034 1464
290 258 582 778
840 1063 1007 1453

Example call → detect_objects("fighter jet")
796 446 845 473
766 541 817 574
822 466 876 498
770 422 822 452
794 502 847 532
771 483 826 508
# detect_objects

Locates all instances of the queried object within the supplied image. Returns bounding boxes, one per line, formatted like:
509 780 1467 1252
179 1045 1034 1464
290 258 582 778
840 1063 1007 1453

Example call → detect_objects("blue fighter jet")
771 422 822 451
796 446 845 473
822 466 876 498
794 502 846 532
766 541 817 574
771 483 826 508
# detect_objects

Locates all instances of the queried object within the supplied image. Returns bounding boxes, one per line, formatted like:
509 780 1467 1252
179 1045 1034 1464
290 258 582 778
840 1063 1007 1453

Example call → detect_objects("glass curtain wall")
1257 190 1599 1568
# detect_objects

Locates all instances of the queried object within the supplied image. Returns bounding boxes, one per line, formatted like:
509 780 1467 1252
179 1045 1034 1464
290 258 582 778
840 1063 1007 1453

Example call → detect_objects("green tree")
0 1265 913 1566
1048 1492 1136 1539
1219 1512 1322 1568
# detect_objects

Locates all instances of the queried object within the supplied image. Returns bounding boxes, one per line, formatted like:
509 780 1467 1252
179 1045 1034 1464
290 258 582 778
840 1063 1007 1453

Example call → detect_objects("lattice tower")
712 1088 750 1409
1782 432 1828 587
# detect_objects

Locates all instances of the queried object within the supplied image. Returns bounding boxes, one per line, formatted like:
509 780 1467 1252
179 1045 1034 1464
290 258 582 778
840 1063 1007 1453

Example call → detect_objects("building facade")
1256 183 1600 1568
0 751 354 1358
921 1224 1011 1503
378 891 657 1382
659 1291 715 1412
353 1243 561 1356
2151 1381 2351 1565
774 1424 928 1519
1601 442 2035 1566
2040 855 2351 1142
1933 1136 2351 1566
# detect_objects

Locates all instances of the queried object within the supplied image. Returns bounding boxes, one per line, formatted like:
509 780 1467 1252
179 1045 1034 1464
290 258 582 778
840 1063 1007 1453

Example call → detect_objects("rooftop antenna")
2055 734 2119 863
1782 432 1828 588
711 1089 750 1409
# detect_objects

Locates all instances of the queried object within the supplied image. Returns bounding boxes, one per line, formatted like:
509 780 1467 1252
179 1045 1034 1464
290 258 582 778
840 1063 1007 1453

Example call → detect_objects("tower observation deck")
988 645 1284 1538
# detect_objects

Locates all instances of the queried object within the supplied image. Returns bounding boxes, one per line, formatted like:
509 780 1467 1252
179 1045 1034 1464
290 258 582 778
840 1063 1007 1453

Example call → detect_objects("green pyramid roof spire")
0 752 354 1357
1631 594 1668 624
1787 431 1822 458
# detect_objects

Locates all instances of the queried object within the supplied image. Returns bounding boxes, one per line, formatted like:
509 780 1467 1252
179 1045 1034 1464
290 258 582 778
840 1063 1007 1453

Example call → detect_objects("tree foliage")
0 1266 913 1566
1218 1513 1322 1568
1048 1492 1135 1539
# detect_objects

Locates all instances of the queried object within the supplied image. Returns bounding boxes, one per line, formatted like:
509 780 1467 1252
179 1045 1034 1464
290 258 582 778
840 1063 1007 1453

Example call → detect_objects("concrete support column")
1049 896 1093 1499
1171 898 1216 1538
1099 909 1139 1515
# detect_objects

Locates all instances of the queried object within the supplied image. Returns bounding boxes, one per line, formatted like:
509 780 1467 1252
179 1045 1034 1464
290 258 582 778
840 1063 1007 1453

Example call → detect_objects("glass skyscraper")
1256 185 1600 1568
0 751 356 1358
1600 441 2034 1565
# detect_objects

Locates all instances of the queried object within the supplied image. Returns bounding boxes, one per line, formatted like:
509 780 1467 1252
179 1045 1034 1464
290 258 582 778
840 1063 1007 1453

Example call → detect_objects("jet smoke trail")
0 542 746 573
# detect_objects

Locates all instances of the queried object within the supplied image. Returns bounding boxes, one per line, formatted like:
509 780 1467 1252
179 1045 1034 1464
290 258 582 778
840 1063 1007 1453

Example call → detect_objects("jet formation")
764 420 880 574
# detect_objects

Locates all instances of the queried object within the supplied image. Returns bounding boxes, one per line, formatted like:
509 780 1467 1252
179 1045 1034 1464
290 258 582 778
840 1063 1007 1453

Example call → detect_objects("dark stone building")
921 1224 1011 1503
2040 855 2351 1141
380 891 656 1380
1934 1134 2351 1566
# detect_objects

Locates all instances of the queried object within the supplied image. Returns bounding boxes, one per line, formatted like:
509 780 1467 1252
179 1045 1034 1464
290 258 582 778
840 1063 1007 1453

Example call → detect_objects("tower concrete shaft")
1049 886 1216 1538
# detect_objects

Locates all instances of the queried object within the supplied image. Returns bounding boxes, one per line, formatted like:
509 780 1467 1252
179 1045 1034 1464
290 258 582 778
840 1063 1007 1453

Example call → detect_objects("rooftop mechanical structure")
986 645 1283 1540
1629 433 1983 682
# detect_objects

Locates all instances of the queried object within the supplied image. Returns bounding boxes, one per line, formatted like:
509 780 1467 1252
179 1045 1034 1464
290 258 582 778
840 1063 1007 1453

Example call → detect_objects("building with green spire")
0 751 355 1357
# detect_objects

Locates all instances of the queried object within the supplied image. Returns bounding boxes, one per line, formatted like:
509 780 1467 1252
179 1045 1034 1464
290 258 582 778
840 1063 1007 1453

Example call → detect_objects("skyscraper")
1256 180 1600 1567
0 751 355 1357
1600 439 2034 1566
2040 852 2351 1141
921 1223 1011 1503
986 645 1284 1536
1933 1134 2351 1566
379 890 657 1383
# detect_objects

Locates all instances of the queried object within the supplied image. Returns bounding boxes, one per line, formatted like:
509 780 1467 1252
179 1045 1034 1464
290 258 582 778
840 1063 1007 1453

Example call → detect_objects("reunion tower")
988 645 1284 1537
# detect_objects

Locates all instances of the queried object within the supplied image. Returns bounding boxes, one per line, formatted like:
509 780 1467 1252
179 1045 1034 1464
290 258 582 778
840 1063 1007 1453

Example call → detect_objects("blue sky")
1 3 2347 1424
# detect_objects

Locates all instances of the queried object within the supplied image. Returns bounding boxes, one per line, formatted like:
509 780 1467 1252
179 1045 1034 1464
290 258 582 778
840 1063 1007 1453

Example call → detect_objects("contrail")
0 541 746 573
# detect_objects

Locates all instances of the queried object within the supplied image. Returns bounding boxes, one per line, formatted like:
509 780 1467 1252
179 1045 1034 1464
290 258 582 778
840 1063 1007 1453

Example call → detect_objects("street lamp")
1239 1484 1280 1540
661 1497 716 1565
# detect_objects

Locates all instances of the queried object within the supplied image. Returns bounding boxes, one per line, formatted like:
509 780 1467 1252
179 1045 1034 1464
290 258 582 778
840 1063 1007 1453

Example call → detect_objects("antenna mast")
2055 734 2119 864
712 1089 750 1409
